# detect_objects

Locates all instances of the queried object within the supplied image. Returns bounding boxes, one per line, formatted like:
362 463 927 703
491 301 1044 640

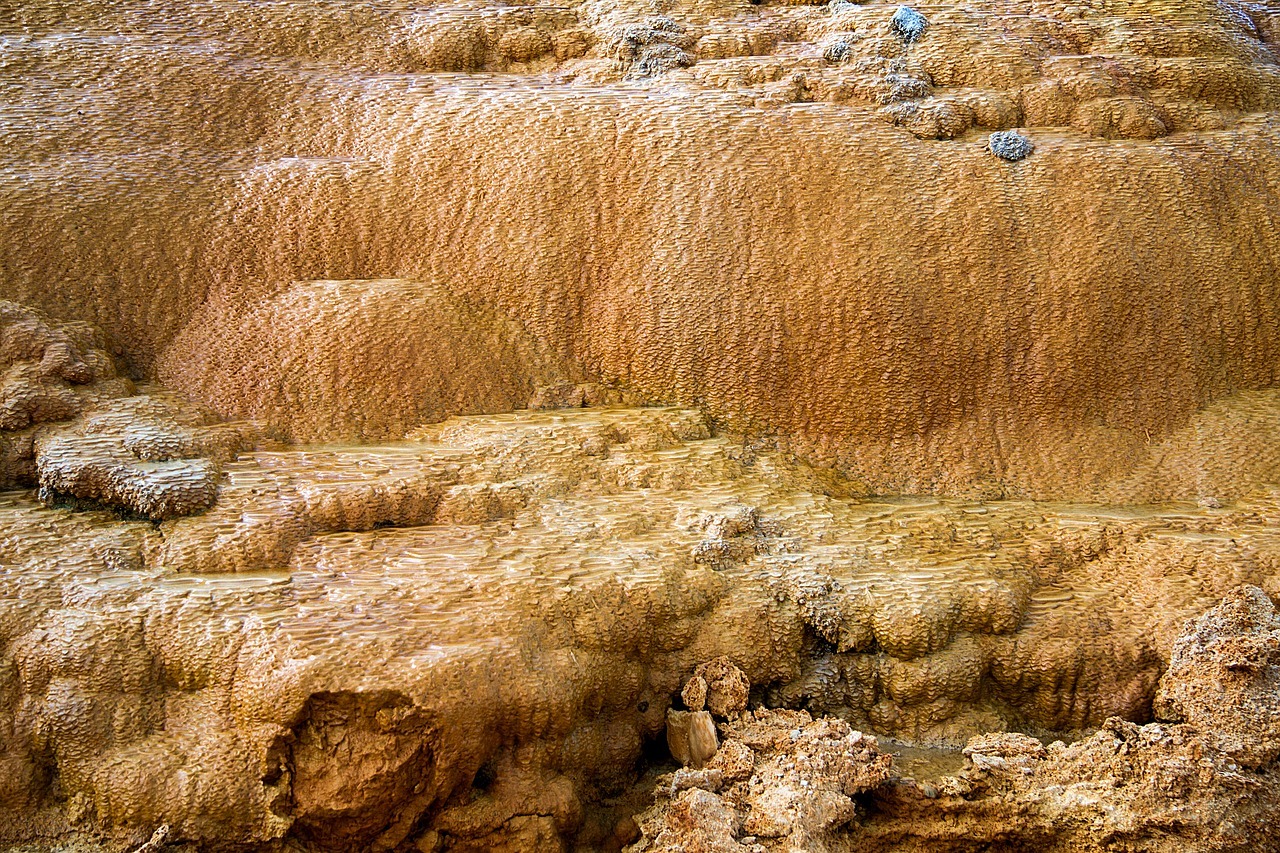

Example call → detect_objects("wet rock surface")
2 0 1280 846
5 0 1280 501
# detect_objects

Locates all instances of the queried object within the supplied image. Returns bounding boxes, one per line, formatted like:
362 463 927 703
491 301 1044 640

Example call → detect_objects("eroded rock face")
682 657 751 718
34 392 263 520
635 662 895 853
0 303 262 520
1152 584 1280 769
288 691 438 849
0 301 134 487
2 401 1280 851
631 589 1280 853
860 588 1280 852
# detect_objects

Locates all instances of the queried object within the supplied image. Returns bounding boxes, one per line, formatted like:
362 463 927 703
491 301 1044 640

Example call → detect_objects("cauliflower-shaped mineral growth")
890 5 929 43
989 130 1035 161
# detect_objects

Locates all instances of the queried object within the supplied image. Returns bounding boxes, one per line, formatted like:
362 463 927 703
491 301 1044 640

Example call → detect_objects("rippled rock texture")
4 0 1280 849
2 0 1280 498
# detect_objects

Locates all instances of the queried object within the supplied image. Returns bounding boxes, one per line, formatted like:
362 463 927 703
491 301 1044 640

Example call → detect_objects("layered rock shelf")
3 397 1280 850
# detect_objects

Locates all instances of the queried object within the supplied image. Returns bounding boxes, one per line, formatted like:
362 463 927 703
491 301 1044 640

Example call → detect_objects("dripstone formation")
2 394 1280 851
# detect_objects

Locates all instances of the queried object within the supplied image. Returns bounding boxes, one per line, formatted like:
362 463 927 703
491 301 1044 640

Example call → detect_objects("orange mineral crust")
4 1 1280 851
3 0 1279 498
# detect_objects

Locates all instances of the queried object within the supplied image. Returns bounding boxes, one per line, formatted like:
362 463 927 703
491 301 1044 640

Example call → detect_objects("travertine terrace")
7 398 1280 850
2 0 1280 850
5 0 1280 498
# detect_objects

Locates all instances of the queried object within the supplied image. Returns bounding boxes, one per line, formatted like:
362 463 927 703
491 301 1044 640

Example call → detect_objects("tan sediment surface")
2 0 1279 497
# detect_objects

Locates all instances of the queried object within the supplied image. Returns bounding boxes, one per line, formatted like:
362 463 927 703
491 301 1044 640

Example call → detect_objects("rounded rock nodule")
890 6 928 44
989 130 1034 162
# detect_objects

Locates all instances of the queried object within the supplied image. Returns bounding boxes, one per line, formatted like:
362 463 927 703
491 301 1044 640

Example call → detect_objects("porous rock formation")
3 0 1280 499
860 585 1280 851
0 302 263 519
0 301 134 488
640 708 895 853
35 391 266 520
630 587 1280 852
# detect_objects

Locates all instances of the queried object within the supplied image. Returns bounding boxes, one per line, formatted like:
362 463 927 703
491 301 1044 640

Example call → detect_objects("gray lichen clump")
823 38 853 64
890 6 928 44
882 71 931 103
989 130 1035 161
619 16 694 78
